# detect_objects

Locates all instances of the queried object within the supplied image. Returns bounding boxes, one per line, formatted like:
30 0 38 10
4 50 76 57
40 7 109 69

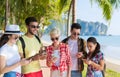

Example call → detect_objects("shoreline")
105 56 120 65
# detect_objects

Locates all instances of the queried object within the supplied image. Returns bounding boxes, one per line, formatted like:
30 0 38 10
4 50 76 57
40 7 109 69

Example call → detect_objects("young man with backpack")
62 23 87 77
17 17 46 77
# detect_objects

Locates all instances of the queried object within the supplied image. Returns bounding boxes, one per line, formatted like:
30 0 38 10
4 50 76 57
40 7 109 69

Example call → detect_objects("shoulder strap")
78 38 84 52
35 35 41 43
80 38 84 51
62 37 70 44
19 37 26 58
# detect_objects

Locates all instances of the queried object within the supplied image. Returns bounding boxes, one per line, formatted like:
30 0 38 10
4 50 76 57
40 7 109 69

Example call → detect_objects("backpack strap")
78 38 87 58
19 35 41 58
19 37 26 58
35 35 41 43
78 38 84 52
61 36 70 44
102 63 106 77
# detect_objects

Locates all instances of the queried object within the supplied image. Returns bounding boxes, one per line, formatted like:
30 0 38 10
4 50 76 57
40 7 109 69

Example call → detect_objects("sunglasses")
51 37 59 41
30 25 40 29
73 32 80 36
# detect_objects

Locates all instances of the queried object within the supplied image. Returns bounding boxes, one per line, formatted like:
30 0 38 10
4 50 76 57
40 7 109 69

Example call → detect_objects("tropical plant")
0 0 70 31
0 0 120 34
58 0 120 36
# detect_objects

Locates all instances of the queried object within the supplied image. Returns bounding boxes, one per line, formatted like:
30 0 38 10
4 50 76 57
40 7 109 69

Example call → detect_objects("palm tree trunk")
72 0 76 23
12 12 16 24
5 0 9 27
67 0 73 36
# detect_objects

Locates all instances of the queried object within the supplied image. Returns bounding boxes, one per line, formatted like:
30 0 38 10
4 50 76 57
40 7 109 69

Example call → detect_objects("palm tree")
1 0 64 30
1 0 120 34
58 0 120 36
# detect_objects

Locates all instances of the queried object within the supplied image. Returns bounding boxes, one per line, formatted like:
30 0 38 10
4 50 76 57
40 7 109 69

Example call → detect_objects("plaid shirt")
46 43 71 72
87 51 104 77
16 72 22 77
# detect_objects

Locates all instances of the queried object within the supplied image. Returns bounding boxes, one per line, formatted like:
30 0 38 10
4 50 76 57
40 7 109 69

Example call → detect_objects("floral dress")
86 51 104 77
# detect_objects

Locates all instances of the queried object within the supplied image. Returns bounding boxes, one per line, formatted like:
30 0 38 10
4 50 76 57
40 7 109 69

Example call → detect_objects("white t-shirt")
68 39 78 70
0 44 21 73
52 50 60 67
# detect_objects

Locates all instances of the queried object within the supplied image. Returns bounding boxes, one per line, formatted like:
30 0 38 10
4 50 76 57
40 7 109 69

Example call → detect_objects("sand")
106 61 120 73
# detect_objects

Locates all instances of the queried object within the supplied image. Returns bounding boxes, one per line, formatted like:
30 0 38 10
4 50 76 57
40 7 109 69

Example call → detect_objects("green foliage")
0 0 71 31
58 0 71 14
0 0 120 31
90 0 120 21
109 0 120 8
100 0 112 21
105 69 120 77
83 64 120 77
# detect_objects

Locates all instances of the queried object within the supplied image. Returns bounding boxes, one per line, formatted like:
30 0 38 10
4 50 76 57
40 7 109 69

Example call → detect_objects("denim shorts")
3 71 21 77
71 70 82 77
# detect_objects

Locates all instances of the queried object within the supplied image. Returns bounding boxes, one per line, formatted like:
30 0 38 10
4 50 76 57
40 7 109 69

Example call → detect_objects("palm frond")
94 0 113 20
58 0 71 14
109 0 120 8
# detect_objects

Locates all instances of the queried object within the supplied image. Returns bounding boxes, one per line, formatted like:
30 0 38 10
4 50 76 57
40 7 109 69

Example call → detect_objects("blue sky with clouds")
76 0 120 35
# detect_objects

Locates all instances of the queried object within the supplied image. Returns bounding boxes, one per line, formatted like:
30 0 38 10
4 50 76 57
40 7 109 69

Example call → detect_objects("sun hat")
4 25 21 35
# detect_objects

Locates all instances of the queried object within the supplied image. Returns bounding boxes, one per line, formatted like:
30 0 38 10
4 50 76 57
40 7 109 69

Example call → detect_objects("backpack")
19 35 41 58
102 62 106 77
97 52 106 77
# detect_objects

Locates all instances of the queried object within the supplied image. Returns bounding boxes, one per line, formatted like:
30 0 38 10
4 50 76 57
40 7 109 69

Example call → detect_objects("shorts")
4 71 21 77
23 70 43 77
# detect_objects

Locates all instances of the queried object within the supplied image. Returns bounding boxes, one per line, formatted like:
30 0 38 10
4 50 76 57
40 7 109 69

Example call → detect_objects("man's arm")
29 53 46 61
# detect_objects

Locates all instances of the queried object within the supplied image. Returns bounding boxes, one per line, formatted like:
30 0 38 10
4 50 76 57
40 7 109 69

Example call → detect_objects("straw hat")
4 25 21 35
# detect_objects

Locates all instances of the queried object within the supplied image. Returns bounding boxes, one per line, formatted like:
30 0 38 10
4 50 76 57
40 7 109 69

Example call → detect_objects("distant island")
43 19 108 36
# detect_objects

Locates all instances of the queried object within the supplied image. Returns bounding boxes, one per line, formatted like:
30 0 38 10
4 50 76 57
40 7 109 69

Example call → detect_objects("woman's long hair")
87 37 100 59
0 34 11 47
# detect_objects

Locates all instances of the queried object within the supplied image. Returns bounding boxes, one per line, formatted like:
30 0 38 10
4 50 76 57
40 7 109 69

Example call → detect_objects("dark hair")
0 34 12 47
25 17 37 25
87 37 100 59
71 23 81 31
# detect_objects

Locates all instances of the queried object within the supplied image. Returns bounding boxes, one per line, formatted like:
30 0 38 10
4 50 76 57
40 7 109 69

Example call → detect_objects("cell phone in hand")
39 46 46 55
81 55 86 59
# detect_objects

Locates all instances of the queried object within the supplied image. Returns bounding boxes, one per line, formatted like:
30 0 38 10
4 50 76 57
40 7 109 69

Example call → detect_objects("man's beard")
29 30 35 35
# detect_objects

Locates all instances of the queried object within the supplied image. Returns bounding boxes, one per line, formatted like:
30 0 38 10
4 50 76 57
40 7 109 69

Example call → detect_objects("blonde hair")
50 28 60 36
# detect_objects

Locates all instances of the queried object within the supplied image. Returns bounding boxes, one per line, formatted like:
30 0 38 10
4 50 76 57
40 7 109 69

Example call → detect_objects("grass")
82 64 120 77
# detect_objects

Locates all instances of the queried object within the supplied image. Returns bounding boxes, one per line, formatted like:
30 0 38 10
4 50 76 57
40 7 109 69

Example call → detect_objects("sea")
41 35 120 65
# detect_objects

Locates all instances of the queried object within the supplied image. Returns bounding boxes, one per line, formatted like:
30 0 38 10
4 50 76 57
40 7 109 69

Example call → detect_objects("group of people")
0 17 105 77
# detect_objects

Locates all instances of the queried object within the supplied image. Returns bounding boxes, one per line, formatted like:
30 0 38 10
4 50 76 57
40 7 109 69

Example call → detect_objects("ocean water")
41 35 120 65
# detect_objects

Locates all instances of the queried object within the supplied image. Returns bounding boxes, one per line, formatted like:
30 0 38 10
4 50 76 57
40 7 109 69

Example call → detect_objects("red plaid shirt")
16 72 22 77
46 43 71 72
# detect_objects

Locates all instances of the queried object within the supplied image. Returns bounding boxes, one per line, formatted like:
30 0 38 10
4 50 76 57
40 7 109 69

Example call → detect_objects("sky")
76 0 120 35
